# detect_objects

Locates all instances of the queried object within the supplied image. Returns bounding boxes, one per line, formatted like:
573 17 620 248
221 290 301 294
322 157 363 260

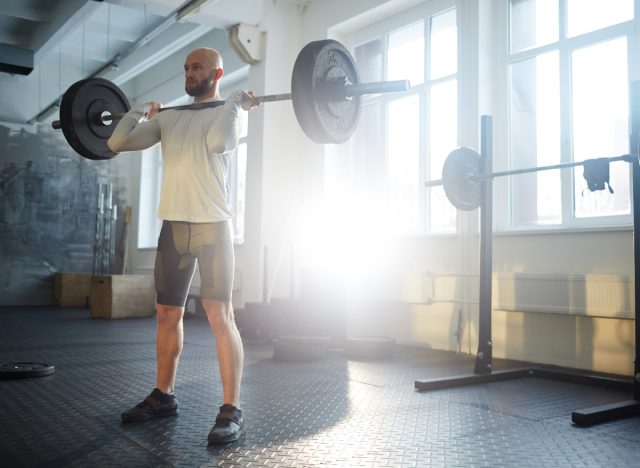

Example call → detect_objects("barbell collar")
256 93 292 103
424 179 444 188
344 80 411 97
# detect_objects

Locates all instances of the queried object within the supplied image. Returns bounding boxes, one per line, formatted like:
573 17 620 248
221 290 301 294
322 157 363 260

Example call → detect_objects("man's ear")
214 68 224 80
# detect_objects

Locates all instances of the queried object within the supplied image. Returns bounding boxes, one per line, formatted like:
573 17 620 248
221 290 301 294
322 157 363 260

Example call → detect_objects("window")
507 0 634 228
230 113 248 243
138 144 163 249
350 5 458 235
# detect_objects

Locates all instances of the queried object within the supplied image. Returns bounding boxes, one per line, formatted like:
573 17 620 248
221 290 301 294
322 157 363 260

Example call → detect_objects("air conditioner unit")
229 24 266 65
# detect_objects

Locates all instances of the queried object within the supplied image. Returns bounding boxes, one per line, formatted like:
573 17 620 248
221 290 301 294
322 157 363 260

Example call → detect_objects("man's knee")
156 304 185 326
203 299 234 328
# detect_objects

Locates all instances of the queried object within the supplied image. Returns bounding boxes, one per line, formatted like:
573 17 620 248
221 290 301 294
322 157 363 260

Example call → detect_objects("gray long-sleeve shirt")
108 91 244 223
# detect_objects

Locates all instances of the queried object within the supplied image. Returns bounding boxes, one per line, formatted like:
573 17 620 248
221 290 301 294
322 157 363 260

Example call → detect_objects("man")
107 47 257 444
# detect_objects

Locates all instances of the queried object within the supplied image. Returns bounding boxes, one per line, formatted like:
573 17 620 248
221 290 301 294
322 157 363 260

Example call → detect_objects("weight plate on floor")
291 39 361 144
59 77 130 160
442 147 482 211
0 362 55 379
272 335 331 361
343 336 395 360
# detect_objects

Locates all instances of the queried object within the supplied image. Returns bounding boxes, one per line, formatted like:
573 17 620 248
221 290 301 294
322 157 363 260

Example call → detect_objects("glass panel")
510 0 559 53
353 101 385 219
430 9 457 80
572 38 630 218
234 142 247 242
509 52 561 225
388 94 420 232
567 0 633 38
238 108 248 139
354 39 382 83
429 79 457 231
138 146 163 248
388 21 424 86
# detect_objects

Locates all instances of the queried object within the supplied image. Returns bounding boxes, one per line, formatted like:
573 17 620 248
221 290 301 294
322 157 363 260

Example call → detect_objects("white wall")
237 1 308 305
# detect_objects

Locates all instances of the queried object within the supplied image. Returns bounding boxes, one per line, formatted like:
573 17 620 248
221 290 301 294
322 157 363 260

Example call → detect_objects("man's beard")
185 76 213 97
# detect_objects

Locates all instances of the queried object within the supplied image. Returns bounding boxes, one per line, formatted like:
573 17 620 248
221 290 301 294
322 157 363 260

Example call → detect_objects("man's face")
184 52 215 97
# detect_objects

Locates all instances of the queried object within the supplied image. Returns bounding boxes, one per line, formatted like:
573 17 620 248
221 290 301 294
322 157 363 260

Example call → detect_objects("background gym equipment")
0 362 55 379
416 82 640 427
56 78 131 160
272 335 331 361
51 39 410 159
342 336 395 360
428 145 631 211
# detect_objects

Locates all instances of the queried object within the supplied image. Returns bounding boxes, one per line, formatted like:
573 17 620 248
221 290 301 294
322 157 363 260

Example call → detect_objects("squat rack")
415 82 640 426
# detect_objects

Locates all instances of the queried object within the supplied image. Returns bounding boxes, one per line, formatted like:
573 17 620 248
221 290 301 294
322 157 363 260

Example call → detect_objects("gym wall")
0 122 129 305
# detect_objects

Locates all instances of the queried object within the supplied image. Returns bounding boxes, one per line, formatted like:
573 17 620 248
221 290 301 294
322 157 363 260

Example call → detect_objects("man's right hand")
145 102 163 119
240 91 258 111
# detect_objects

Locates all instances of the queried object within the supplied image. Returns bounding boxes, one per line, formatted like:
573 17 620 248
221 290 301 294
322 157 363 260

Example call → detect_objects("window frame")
343 0 460 236
498 0 638 232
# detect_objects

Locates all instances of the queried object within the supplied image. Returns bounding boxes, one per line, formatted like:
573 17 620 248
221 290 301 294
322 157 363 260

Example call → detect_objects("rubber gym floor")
1 307 640 467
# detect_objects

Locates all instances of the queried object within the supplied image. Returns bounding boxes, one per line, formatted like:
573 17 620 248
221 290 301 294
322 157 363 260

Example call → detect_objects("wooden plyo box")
90 274 155 319
54 272 92 307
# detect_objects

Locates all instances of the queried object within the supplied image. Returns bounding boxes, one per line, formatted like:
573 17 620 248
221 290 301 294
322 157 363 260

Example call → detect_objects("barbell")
427 146 632 211
51 39 410 160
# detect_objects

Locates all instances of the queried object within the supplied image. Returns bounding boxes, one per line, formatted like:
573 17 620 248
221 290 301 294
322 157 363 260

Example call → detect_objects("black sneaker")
121 388 178 423
208 404 244 444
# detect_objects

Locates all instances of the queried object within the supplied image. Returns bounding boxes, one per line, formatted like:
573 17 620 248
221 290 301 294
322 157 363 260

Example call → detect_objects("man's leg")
154 221 195 393
120 303 183 423
202 299 244 406
121 221 193 423
193 221 244 443
204 298 245 443
156 304 185 393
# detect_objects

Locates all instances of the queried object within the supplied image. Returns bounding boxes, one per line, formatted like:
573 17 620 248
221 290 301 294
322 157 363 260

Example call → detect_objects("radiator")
494 273 634 319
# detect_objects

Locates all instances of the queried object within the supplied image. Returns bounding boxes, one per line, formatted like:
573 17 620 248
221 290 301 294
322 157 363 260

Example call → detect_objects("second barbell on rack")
426 146 632 211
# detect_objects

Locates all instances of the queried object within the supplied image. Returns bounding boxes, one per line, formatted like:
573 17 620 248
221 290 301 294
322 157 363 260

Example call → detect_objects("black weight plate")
343 336 395 360
272 335 331 361
59 78 130 160
291 39 361 144
0 362 55 379
442 147 482 211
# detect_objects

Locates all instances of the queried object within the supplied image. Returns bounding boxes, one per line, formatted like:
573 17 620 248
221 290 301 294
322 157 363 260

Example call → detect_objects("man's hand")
240 91 258 111
145 102 163 119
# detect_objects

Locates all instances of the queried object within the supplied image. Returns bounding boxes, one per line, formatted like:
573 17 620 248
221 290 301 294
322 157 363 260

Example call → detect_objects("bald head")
184 47 224 101
187 48 223 70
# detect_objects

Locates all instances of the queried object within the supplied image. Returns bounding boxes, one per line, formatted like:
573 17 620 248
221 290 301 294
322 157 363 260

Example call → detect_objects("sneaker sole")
207 426 243 444
207 432 242 444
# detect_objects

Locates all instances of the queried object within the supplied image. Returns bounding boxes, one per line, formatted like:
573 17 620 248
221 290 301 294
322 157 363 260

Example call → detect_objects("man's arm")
107 103 162 152
206 91 256 154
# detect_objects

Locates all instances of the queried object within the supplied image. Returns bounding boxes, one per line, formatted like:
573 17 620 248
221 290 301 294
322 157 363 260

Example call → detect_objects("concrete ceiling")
0 0 274 125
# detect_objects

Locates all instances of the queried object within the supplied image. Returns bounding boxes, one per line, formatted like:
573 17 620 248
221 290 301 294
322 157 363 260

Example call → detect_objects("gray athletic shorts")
154 220 234 307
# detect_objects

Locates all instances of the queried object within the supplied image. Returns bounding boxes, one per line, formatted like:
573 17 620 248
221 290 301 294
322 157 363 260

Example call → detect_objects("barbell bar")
426 146 633 211
51 80 409 130
50 39 411 160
